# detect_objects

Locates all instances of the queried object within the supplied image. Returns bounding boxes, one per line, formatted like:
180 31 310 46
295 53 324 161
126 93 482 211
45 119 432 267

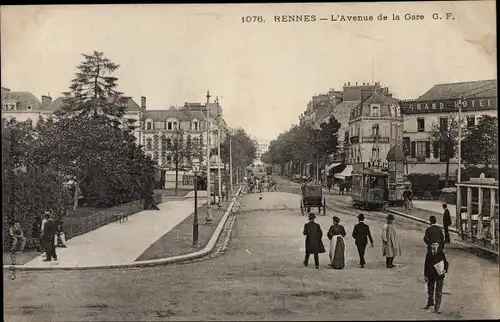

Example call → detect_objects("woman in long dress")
327 216 347 269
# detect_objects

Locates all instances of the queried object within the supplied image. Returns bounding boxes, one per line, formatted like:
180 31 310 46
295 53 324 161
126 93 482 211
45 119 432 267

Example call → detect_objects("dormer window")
370 104 380 117
167 122 172 130
27 105 33 110
173 122 178 130
192 121 198 130
146 121 152 130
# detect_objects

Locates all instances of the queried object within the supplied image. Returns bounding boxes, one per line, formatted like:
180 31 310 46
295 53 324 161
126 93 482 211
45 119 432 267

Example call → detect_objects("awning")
334 165 353 180
325 162 341 172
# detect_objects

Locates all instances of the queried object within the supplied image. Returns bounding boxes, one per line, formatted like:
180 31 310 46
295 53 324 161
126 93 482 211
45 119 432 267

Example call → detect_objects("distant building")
256 140 270 160
1 86 142 141
399 79 497 178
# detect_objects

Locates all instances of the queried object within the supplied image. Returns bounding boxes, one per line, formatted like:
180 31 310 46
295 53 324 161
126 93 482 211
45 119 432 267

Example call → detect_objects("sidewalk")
16 197 205 269
411 200 456 218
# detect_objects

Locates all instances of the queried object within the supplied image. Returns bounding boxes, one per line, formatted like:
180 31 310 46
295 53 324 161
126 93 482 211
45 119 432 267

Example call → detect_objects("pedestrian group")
303 204 451 314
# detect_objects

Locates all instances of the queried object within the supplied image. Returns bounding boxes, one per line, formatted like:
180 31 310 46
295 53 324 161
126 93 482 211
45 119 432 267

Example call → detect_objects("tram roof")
352 170 388 176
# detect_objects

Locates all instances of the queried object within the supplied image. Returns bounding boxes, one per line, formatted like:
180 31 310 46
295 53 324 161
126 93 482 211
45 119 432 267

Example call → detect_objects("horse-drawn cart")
300 184 326 216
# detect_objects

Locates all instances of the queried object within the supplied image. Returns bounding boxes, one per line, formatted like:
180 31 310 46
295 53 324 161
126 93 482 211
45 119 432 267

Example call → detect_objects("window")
26 119 33 127
403 137 411 155
433 142 439 159
167 155 172 163
416 141 430 160
417 118 425 132
372 124 379 137
167 138 172 149
344 130 349 143
173 122 178 130
146 138 152 150
466 116 475 127
154 121 165 130
193 121 198 130
27 105 33 110
167 122 172 130
371 105 380 117
146 122 152 130
439 117 448 131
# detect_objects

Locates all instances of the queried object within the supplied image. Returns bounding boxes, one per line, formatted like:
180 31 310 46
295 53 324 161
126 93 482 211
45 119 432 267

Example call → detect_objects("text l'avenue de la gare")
241 13 455 24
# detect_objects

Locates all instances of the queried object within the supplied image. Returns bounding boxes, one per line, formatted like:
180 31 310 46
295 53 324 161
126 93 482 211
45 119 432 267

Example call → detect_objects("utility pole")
457 96 463 183
216 97 222 204
205 90 212 222
229 134 233 194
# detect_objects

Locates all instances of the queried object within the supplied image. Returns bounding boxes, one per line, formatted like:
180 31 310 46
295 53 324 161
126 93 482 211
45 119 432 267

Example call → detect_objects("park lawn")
135 201 231 261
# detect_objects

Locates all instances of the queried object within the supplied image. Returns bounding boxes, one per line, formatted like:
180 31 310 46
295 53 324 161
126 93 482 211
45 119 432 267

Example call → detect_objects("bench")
112 213 128 224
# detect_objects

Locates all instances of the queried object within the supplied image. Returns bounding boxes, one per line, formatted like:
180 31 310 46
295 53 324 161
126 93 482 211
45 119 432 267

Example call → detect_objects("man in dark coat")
424 216 445 251
442 204 452 244
303 213 326 269
352 213 374 268
42 214 58 262
424 242 449 314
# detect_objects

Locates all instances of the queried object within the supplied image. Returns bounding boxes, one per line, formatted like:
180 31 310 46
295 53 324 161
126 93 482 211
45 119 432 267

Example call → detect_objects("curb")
3 185 243 271
386 208 458 234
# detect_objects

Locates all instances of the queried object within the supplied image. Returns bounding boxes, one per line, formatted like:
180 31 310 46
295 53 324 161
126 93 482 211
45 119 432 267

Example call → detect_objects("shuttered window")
411 141 416 158
433 142 439 159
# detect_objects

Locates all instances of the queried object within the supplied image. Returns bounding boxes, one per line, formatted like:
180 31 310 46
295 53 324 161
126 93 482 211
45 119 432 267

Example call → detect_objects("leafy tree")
220 128 256 181
314 115 341 182
56 51 129 127
428 114 464 187
462 115 498 167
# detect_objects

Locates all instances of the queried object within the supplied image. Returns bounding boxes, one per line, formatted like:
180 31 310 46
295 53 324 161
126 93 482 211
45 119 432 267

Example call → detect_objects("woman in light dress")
327 216 347 269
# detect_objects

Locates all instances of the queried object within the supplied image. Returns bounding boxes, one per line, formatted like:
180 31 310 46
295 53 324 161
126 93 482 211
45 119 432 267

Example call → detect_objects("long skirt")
329 235 346 269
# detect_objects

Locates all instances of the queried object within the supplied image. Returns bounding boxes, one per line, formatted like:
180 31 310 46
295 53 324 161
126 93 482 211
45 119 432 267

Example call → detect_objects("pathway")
20 198 204 269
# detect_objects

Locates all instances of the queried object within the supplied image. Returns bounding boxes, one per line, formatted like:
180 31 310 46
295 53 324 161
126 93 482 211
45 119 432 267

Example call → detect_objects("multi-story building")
139 100 226 169
1 86 142 141
399 79 497 177
348 87 403 165
322 81 385 163
255 140 270 161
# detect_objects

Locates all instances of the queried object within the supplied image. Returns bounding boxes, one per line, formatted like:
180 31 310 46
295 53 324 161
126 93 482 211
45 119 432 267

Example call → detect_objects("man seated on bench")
9 220 27 253
143 193 160 210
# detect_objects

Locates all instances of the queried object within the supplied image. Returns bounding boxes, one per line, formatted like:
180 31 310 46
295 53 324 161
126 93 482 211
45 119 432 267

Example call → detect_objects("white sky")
1 2 496 142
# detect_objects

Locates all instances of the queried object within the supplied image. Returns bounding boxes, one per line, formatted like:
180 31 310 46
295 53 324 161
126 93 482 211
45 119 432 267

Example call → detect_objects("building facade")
399 79 497 177
1 87 142 141
255 140 270 161
348 88 403 164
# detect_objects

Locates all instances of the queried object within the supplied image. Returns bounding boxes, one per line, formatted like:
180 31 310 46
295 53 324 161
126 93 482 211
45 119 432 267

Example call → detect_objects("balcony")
361 136 390 143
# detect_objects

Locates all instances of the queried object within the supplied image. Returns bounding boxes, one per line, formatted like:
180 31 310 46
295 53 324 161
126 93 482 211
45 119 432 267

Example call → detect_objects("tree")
428 114 464 187
220 128 256 181
2 118 71 232
56 51 129 127
462 115 498 167
314 115 341 182
171 129 187 195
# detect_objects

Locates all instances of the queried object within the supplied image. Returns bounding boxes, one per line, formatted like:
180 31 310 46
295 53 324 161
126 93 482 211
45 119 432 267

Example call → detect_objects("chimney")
41 95 52 107
141 96 146 109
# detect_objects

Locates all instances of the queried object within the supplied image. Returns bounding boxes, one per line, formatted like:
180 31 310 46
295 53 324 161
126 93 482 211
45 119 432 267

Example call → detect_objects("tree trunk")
73 180 80 211
444 157 450 188
175 163 179 195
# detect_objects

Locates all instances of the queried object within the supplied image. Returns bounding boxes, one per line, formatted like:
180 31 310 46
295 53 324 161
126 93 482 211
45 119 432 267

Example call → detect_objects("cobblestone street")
4 191 499 321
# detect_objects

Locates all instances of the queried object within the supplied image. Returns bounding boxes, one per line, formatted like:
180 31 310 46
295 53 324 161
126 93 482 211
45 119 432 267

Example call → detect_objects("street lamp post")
229 134 233 195
192 158 200 247
216 97 223 205
205 91 212 223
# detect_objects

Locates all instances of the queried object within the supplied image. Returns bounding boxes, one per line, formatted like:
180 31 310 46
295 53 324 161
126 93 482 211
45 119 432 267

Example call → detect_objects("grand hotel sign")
400 97 497 114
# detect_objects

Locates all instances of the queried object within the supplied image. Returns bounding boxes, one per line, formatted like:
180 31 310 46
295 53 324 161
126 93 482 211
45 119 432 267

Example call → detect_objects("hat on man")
387 214 395 221
308 213 316 220
332 216 340 223
358 213 365 220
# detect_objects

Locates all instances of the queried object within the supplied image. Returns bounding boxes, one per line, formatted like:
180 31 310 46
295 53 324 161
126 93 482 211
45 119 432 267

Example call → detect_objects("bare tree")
171 129 187 195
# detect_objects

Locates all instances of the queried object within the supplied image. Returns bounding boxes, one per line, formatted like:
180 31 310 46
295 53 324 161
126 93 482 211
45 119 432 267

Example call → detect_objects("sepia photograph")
1 1 498 321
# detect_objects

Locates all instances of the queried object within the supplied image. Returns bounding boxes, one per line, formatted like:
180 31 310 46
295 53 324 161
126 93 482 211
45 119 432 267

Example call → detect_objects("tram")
351 161 389 210
456 174 499 255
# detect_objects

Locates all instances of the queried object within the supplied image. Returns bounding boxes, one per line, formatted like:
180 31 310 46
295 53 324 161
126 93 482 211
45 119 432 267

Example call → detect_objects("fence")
4 193 163 250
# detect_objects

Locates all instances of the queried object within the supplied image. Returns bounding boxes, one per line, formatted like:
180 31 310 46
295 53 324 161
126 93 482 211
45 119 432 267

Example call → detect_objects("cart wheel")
300 199 304 215
423 191 432 200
